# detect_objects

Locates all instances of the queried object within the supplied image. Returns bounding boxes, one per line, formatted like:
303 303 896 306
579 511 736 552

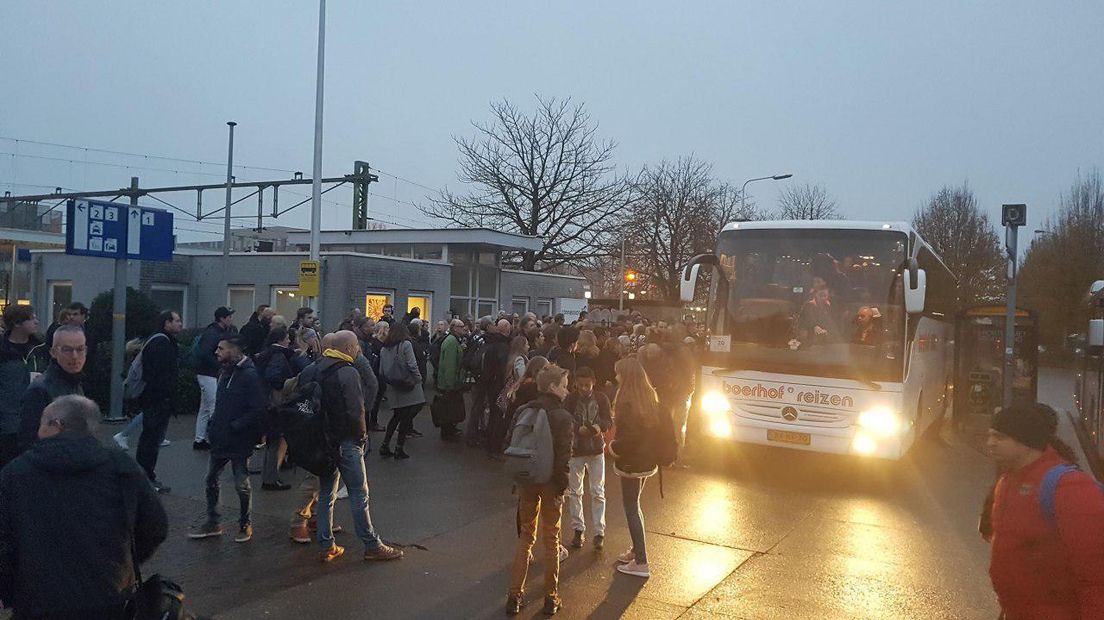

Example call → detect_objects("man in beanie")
985 402 1104 619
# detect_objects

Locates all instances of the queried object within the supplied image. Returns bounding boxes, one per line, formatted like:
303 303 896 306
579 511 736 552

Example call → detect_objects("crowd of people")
0 297 1100 618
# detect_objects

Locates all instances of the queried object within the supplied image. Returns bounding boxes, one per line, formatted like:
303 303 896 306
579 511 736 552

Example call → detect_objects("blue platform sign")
66 199 173 262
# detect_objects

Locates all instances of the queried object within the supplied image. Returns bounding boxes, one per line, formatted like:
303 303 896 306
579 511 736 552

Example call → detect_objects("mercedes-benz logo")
781 406 799 422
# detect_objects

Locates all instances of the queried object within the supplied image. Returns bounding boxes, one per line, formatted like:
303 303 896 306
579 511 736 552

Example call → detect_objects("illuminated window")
365 291 393 321
408 293 431 321
272 287 300 323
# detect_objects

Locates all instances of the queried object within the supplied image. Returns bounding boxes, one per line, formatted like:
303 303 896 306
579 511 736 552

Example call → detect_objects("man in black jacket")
0 305 44 470
506 363 573 616
193 306 237 451
18 325 86 452
307 330 403 563
481 318 514 455
136 310 183 494
239 304 273 356
0 395 168 619
189 336 266 543
563 366 612 550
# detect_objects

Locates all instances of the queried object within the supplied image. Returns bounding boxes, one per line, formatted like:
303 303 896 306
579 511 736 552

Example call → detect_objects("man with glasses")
17 325 87 452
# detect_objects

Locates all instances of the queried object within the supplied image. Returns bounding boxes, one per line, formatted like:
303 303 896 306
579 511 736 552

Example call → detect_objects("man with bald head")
0 395 168 618
435 319 469 440
297 330 402 563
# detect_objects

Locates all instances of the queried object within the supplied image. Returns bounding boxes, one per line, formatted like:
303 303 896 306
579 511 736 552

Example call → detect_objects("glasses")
56 346 88 356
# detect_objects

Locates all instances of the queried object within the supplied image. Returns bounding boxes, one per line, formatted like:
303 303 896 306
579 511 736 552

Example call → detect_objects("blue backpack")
1038 464 1104 529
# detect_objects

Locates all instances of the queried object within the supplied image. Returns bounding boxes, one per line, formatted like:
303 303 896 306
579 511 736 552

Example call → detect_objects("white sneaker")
336 486 349 500
160 439 171 447
559 545 569 562
616 561 651 578
616 549 635 564
113 433 129 450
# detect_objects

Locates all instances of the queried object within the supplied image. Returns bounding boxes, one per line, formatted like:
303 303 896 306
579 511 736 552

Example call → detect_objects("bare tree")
420 96 630 271
1020 169 1104 351
775 182 839 220
619 157 755 301
912 182 1002 308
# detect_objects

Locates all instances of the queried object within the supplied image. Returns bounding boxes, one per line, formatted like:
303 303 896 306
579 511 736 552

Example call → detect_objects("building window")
449 249 499 318
408 292 432 322
365 291 393 321
382 244 413 258
150 284 188 326
477 301 495 318
511 297 529 316
227 286 255 315
48 281 73 324
413 244 443 261
271 287 301 323
536 298 553 319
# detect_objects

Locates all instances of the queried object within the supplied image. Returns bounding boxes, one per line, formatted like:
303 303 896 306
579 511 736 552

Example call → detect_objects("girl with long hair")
379 319 425 459
609 356 661 579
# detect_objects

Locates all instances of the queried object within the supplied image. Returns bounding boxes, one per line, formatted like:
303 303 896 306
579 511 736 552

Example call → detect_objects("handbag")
384 342 417 392
431 389 466 427
114 453 187 620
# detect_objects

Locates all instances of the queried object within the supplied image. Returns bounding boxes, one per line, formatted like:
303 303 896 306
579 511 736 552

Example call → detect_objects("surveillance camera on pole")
1001 203 1026 408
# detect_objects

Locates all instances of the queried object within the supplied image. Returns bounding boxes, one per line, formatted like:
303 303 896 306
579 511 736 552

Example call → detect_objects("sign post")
66 185 174 421
1001 203 1026 409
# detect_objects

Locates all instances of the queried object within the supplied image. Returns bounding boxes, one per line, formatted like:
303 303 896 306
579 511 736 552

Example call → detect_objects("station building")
29 227 588 328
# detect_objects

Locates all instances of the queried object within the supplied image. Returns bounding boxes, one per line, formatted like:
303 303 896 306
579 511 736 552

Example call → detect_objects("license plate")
767 429 811 445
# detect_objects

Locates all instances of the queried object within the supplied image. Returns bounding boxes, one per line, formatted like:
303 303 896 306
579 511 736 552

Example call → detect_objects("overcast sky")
2 1 1102 242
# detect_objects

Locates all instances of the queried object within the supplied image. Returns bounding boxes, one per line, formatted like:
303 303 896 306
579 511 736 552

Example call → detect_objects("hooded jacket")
0 433 168 617
989 447 1104 619
195 321 238 378
300 356 366 444
207 356 268 459
18 360 84 451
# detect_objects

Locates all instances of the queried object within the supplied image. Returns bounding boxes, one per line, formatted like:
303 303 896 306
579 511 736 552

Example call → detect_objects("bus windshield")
710 228 908 383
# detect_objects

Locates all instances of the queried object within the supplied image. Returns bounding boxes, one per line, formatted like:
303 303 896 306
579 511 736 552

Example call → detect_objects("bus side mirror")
681 264 701 303
904 260 926 314
1089 319 1104 354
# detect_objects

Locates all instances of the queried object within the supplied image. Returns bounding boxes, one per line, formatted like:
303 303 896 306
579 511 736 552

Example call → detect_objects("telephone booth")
954 306 1038 424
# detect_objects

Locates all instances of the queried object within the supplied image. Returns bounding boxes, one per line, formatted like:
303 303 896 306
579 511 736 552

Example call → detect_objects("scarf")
322 348 354 363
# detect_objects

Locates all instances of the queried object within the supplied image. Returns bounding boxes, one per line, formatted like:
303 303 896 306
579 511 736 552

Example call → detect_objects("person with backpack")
563 366 612 551
305 330 403 563
188 336 266 544
135 310 183 494
985 402 1104 619
191 306 237 451
378 321 425 459
0 395 168 619
608 356 665 579
254 325 308 491
505 364 573 617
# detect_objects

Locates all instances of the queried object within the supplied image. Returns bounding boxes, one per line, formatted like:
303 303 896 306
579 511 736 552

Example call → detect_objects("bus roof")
721 220 915 234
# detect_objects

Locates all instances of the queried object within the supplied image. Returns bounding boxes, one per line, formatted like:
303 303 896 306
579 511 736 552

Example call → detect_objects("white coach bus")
681 221 957 460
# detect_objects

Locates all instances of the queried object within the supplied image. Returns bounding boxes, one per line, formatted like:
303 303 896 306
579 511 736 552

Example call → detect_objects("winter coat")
239 314 269 356
139 331 178 406
0 433 168 617
353 352 380 409
547 347 577 380
207 357 267 459
610 400 660 478
436 333 466 393
989 447 1104 619
411 334 430 384
195 322 238 377
564 391 612 457
18 361 84 451
301 356 366 444
380 340 425 409
0 336 44 436
479 332 511 394
515 392 574 494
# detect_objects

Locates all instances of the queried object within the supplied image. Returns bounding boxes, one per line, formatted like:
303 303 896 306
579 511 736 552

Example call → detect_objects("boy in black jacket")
563 366 612 551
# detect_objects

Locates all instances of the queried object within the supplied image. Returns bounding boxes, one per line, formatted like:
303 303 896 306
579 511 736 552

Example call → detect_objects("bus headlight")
852 431 878 455
702 390 731 417
857 407 902 437
709 418 733 438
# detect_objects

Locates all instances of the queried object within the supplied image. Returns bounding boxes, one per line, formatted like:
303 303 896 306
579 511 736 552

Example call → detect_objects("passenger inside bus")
852 306 883 346
795 287 840 346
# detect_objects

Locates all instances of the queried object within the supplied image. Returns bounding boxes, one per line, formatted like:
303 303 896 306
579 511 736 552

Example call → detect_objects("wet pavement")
103 370 1086 619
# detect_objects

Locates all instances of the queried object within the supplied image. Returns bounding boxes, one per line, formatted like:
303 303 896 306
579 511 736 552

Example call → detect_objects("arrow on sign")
131 210 139 219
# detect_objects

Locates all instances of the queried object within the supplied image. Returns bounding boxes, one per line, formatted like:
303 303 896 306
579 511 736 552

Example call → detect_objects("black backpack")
654 404 680 468
276 362 348 477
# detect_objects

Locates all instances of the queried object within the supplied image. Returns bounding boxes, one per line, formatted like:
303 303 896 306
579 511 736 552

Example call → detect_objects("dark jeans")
0 433 19 471
205 455 252 527
369 382 386 428
136 398 173 482
465 382 487 442
484 386 508 454
620 475 648 564
383 404 420 448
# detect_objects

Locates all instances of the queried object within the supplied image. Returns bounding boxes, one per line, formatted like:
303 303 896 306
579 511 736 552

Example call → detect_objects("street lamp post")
741 173 793 214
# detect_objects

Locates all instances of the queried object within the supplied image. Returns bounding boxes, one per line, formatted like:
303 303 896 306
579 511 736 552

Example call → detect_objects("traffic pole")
308 0 327 319
106 177 139 422
1002 224 1018 408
